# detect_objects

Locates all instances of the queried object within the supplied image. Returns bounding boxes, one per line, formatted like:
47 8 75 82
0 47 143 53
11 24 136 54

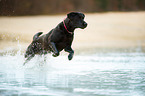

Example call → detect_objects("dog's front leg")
49 42 59 57
64 46 74 60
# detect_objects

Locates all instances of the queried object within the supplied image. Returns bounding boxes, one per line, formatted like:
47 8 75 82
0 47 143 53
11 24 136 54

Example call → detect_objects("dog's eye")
79 16 84 19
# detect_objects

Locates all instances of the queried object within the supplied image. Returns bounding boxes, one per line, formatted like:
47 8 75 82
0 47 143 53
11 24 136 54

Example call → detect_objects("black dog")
23 12 87 65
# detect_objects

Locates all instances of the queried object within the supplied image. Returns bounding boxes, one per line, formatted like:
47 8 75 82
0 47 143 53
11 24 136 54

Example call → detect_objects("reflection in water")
0 52 145 96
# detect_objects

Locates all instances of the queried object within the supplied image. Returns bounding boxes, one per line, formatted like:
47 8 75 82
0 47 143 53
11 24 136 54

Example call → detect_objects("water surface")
0 52 145 96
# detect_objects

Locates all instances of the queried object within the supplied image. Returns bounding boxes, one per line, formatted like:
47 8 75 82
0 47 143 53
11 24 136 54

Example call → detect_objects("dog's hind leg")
23 54 35 66
44 55 47 63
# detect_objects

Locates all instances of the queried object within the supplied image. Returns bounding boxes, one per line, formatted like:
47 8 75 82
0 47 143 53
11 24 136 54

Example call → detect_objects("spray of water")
0 40 145 96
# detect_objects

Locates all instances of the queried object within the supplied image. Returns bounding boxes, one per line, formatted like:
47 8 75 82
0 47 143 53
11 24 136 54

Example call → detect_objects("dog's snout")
83 22 87 27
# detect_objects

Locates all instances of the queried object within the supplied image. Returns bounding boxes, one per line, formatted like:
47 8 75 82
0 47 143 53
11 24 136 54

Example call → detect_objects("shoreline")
0 40 144 56
0 12 145 54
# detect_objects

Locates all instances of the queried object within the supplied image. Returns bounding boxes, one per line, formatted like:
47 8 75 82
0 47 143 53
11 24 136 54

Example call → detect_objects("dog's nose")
83 22 87 27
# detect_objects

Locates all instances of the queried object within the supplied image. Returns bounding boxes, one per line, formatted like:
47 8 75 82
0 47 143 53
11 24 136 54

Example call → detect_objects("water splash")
0 42 145 95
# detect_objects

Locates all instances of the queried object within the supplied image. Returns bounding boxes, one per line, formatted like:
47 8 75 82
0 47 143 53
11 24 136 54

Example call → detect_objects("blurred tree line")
0 0 145 16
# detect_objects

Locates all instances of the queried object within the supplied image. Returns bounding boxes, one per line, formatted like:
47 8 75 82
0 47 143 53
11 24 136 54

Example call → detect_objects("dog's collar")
63 18 73 34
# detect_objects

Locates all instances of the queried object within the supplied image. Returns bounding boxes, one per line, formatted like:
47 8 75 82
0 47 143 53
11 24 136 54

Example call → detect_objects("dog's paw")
52 52 59 57
68 53 74 60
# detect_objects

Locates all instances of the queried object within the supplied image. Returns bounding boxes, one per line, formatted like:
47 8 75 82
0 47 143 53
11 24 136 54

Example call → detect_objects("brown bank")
0 12 145 54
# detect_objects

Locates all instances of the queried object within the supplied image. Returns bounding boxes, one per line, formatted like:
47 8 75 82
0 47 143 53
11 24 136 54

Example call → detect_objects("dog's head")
67 12 87 29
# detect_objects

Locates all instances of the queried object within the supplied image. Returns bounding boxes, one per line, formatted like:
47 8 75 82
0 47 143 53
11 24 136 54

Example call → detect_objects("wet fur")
23 12 87 65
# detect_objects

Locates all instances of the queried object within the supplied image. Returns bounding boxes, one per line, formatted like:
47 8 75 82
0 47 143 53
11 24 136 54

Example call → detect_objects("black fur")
23 12 87 65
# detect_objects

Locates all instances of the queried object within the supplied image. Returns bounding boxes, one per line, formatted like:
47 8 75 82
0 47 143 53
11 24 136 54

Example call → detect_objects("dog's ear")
67 12 77 20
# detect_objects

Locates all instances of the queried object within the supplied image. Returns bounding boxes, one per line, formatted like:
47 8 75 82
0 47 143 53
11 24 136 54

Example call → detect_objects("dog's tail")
33 32 43 41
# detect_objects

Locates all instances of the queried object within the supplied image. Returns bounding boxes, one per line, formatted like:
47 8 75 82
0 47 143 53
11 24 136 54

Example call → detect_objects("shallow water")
0 51 145 96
